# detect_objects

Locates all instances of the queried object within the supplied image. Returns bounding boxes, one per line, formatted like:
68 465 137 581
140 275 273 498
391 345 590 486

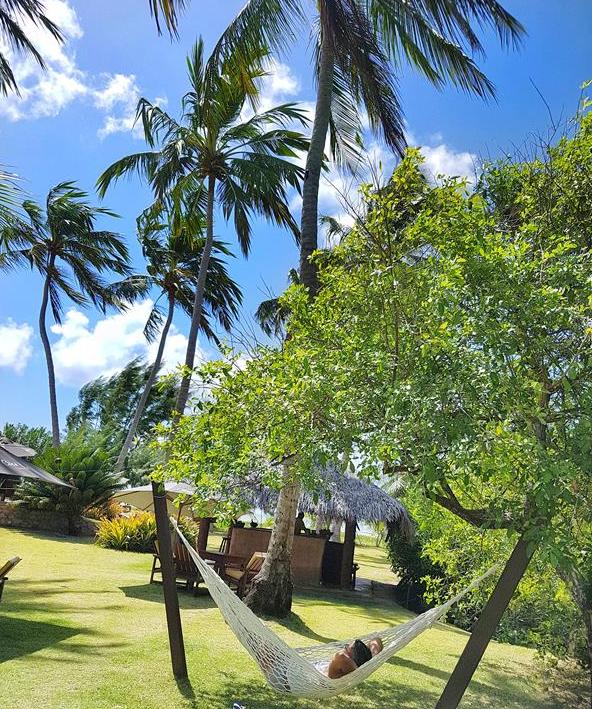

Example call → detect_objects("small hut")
252 465 412 589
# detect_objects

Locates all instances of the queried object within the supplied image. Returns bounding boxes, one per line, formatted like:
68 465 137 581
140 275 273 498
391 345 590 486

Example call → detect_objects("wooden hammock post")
341 518 357 589
435 534 535 708
152 480 187 678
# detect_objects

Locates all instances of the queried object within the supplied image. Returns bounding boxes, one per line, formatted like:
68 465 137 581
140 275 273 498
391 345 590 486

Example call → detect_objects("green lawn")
0 528 586 708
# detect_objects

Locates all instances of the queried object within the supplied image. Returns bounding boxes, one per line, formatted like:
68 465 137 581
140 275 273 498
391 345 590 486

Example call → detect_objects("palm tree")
97 38 309 419
0 0 63 95
149 0 524 295
148 0 525 617
110 211 243 473
0 182 130 446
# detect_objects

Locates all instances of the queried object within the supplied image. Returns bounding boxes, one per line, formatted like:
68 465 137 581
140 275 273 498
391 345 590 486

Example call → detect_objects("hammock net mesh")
172 520 496 699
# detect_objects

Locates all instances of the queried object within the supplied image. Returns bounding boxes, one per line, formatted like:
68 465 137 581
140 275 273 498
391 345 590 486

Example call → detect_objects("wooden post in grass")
435 534 535 708
340 518 357 589
152 480 187 678
197 517 212 553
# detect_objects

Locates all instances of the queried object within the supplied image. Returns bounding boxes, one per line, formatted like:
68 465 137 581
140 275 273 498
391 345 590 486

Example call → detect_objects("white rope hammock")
172 520 497 699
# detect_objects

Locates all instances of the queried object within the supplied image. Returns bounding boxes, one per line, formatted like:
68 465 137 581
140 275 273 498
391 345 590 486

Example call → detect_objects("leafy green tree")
0 0 63 95
107 211 242 472
66 359 178 445
16 430 122 535
97 38 308 420
1 422 52 455
0 182 130 446
164 106 592 693
389 490 586 665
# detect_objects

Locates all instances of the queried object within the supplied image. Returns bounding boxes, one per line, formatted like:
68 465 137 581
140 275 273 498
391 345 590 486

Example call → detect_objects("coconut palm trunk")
299 31 334 299
114 293 176 473
39 253 60 447
245 33 335 617
174 175 216 417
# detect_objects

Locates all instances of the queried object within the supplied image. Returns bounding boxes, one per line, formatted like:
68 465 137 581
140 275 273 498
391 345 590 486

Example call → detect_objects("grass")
0 527 587 709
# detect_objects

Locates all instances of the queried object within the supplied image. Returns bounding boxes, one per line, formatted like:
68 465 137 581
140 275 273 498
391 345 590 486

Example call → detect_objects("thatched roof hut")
249 464 411 589
251 464 413 538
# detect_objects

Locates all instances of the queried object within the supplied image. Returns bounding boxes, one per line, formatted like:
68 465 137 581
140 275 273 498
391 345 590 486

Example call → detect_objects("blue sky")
0 0 590 431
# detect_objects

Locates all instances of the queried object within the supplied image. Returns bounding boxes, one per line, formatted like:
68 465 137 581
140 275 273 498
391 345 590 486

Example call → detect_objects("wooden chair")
218 535 230 554
222 552 266 598
0 557 21 602
150 541 202 595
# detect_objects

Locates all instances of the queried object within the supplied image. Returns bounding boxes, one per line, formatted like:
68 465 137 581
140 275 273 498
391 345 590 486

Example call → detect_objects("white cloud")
97 91 167 140
257 59 300 112
242 60 301 123
0 320 34 374
93 73 137 110
420 143 477 183
0 1 164 136
49 301 200 387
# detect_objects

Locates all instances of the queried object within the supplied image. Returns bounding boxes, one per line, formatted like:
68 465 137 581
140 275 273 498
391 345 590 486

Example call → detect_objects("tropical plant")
149 0 524 295
16 431 122 534
0 182 131 445
106 211 243 472
96 512 157 552
0 0 63 95
254 268 300 339
98 38 308 421
95 512 200 552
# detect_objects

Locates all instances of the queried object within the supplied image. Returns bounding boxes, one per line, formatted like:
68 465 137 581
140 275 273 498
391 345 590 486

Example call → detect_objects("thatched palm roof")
251 464 413 538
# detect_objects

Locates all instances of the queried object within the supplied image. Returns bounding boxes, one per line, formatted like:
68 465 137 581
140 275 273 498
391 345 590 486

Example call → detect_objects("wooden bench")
0 557 21 602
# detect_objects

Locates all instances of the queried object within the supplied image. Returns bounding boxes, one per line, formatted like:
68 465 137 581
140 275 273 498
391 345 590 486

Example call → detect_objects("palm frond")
0 1 63 95
147 0 189 36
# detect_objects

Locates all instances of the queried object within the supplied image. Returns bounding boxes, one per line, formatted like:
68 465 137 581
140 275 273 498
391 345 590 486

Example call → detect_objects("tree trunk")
114 294 175 473
246 30 334 618
174 174 216 418
244 465 299 617
299 28 334 298
435 534 536 708
151 480 187 678
558 565 592 707
39 254 60 447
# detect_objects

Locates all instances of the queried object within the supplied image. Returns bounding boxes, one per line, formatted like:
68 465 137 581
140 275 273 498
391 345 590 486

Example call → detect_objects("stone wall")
0 501 98 537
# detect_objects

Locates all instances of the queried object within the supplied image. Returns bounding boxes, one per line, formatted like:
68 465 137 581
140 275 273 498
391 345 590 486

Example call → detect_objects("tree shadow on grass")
119 582 215 611
0 614 120 664
3 528 93 546
274 611 336 645
189 673 438 709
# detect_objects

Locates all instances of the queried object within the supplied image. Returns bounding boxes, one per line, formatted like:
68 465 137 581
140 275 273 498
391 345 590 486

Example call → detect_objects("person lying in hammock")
325 637 384 679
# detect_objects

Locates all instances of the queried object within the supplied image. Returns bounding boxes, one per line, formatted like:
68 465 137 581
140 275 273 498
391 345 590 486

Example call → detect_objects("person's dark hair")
351 640 372 667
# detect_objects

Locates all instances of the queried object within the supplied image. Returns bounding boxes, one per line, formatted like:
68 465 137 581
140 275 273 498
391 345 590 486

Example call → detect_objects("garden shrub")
96 513 156 552
387 490 586 663
96 513 201 552
86 499 124 520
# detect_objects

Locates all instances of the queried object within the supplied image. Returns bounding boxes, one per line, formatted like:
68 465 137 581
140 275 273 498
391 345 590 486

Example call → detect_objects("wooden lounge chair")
222 552 267 598
150 541 202 595
0 556 21 602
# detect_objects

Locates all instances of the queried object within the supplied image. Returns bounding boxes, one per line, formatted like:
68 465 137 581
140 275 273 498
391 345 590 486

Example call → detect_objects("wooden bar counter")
227 527 327 587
